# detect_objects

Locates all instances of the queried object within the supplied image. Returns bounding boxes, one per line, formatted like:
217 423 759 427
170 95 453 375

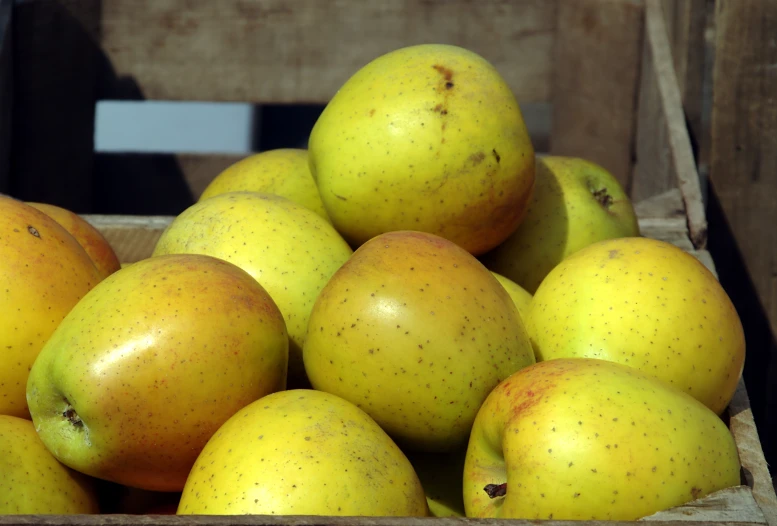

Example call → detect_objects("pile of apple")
0 44 746 521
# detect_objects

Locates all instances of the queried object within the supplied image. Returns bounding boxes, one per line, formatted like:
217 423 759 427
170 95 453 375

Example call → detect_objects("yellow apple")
308 43 535 255
152 191 352 387
27 201 122 280
482 156 640 293
303 230 535 452
525 236 745 414
26 254 288 491
0 195 102 418
0 414 100 513
491 272 532 322
198 148 330 222
463 358 741 520
178 389 429 517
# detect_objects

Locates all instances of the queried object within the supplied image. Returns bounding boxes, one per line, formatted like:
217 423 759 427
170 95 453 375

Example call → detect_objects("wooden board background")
6 0 648 213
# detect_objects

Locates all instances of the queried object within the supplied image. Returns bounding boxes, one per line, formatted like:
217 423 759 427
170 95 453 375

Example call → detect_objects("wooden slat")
97 0 554 104
729 379 777 526
85 215 171 264
642 486 765 524
710 0 777 345
661 0 707 146
9 0 101 213
549 0 644 190
632 0 707 249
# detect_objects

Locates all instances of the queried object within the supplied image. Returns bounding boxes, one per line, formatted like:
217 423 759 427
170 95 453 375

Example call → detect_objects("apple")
177 389 429 517
308 43 535 255
152 191 352 387
0 414 100 513
198 148 330 222
491 272 532 322
0 195 101 418
27 201 122 280
463 358 741 520
303 230 535 452
26 253 288 491
481 155 640 293
525 236 745 414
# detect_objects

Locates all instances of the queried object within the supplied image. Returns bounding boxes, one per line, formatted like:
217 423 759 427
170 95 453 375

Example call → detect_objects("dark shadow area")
8 0 195 216
90 29 194 216
254 104 326 151
707 182 777 469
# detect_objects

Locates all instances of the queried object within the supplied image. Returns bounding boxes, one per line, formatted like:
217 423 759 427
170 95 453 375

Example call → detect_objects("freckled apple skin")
303 230 535 453
198 149 330 222
525 236 745 414
491 272 532 323
26 254 288 492
27 202 122 280
463 358 741 521
0 195 102 419
481 156 640 293
178 389 429 517
152 191 352 387
0 415 100 514
308 43 535 255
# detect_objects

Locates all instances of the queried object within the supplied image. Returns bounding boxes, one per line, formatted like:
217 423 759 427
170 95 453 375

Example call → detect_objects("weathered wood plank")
710 0 777 347
641 486 765 523
634 188 687 220
550 0 644 190
97 0 554 104
632 0 707 249
729 378 777 526
85 215 171 264
661 0 707 145
0 0 10 195
9 0 101 213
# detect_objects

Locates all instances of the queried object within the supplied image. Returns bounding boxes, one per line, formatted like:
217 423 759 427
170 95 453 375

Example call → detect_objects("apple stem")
63 405 83 428
484 483 507 498
592 188 614 209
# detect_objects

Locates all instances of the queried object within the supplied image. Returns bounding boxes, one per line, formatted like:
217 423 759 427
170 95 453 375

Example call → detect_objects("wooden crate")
0 0 775 525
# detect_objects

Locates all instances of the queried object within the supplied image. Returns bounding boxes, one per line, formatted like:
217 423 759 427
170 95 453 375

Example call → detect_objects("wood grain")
632 0 707 249
710 0 777 341
661 0 707 145
642 486 765 523
0 0 11 194
97 0 554 104
550 0 643 190
9 0 101 213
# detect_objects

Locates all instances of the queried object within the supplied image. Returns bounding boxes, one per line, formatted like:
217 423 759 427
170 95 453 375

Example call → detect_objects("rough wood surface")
632 0 707 249
550 0 643 190
710 0 777 346
96 0 554 104
729 379 777 526
9 0 101 213
661 0 707 145
0 0 11 194
642 486 765 523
